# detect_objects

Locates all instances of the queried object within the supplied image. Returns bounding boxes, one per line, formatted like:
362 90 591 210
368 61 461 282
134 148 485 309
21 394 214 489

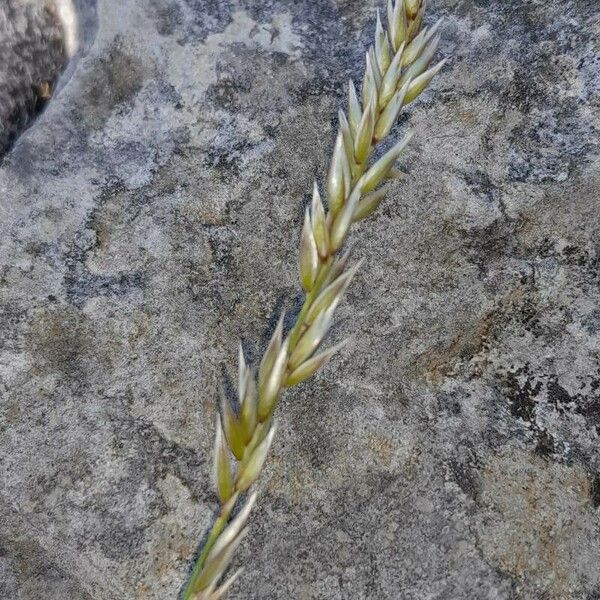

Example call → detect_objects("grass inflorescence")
181 1 444 597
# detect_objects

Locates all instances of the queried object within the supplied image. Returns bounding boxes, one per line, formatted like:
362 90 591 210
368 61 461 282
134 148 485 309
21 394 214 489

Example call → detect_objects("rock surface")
1 0 599 599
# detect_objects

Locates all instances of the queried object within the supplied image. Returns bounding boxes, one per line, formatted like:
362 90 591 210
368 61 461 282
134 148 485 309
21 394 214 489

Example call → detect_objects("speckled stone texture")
0 0 599 599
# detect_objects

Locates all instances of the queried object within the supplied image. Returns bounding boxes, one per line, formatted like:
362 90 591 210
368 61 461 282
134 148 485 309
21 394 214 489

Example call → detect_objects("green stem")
181 503 233 600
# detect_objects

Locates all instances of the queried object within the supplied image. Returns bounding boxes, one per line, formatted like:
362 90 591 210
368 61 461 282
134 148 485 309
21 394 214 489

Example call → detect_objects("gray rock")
0 0 599 599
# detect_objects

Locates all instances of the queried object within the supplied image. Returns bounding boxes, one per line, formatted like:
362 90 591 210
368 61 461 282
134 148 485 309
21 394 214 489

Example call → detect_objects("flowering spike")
182 1 444 595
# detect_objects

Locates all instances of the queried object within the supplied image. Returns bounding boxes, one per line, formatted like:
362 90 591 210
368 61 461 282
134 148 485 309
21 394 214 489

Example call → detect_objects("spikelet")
213 416 234 503
299 207 319 291
375 10 391 74
330 181 365 251
239 370 257 444
285 339 350 386
304 260 362 326
354 96 377 164
398 33 440 88
257 314 283 401
235 426 276 492
257 338 289 421
379 41 405 109
353 186 389 222
404 59 447 104
375 78 412 141
311 181 330 259
362 131 414 193
327 131 347 215
347 79 362 135
220 391 244 461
